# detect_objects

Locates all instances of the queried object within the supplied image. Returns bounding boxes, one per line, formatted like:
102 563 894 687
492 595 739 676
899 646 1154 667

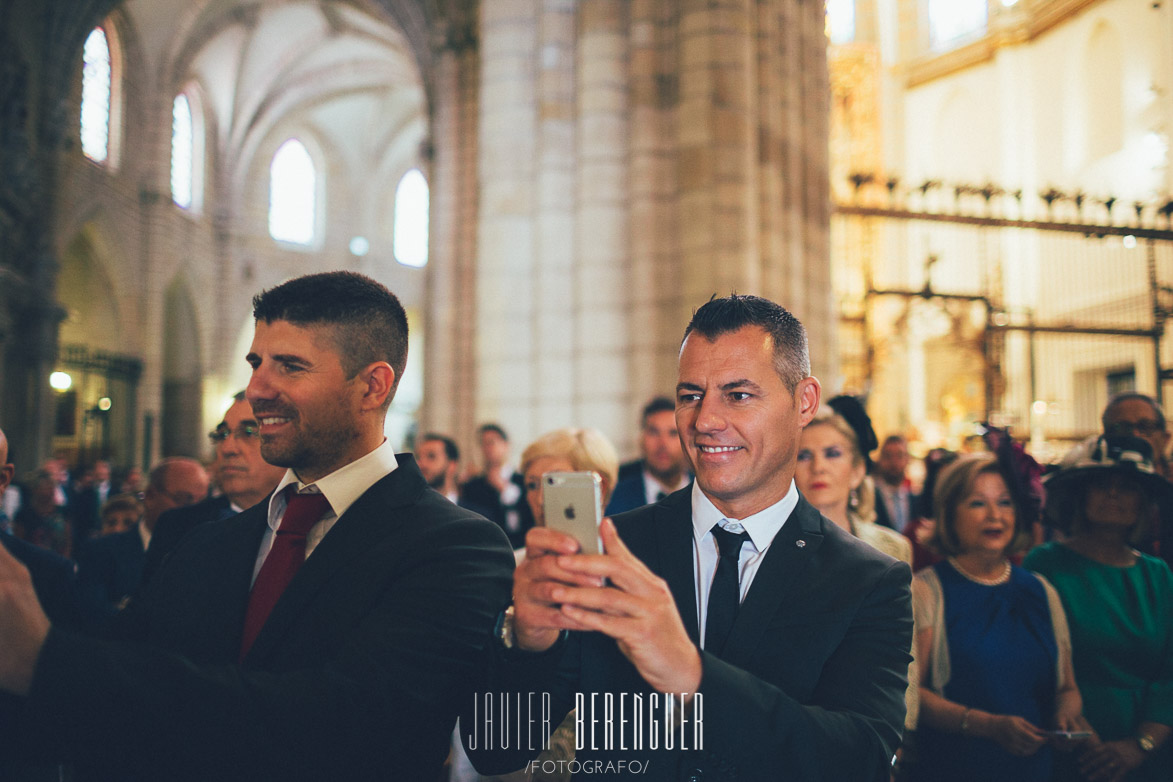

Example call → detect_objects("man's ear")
0 464 12 495
796 376 822 427
359 363 396 411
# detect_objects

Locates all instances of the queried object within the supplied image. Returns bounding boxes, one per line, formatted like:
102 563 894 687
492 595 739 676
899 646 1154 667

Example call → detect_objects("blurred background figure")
520 427 619 539
118 466 144 496
416 433 464 503
98 493 143 536
875 435 917 532
1026 436 1173 781
606 397 690 515
13 468 72 557
910 453 1082 782
795 409 913 564
76 457 209 614
904 448 958 572
461 423 534 548
72 459 113 544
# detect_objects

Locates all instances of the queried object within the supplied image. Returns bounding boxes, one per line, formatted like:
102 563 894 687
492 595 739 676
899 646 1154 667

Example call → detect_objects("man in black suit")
0 271 514 781
460 423 535 547
606 396 691 515
75 457 209 613
873 434 917 532
141 392 285 586
466 295 912 781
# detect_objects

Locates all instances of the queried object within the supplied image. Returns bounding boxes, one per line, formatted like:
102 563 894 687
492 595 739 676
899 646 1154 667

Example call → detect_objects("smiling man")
467 294 913 781
0 271 514 781
141 392 287 587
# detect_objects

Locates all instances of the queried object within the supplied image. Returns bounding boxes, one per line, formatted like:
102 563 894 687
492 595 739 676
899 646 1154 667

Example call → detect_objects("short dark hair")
681 294 810 391
641 397 676 426
477 423 508 442
881 435 907 450
252 272 409 394
1102 392 1165 431
420 433 460 463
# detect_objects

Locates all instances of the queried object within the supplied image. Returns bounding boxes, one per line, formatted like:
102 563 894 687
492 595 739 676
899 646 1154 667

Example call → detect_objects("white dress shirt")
690 480 799 649
253 439 399 584
642 470 690 506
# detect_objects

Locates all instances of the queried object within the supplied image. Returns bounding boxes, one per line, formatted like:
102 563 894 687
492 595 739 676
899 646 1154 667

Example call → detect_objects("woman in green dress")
1025 435 1173 781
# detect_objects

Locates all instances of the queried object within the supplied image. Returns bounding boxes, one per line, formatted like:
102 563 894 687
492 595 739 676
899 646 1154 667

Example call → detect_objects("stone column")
475 0 541 442
422 18 481 447
571 0 628 438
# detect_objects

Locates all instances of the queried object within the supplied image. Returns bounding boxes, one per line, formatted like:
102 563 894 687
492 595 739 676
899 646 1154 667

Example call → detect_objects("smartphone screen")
542 471 603 555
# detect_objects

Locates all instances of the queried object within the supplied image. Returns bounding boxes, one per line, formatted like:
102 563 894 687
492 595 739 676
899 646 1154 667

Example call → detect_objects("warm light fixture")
97 397 112 411
49 371 73 391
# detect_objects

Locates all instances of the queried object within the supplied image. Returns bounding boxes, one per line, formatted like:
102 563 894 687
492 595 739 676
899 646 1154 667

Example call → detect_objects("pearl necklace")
948 557 1011 586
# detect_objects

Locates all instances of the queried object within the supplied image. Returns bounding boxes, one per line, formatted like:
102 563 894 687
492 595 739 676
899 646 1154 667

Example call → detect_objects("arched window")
81 27 112 163
393 169 429 268
928 0 986 51
827 0 855 45
170 88 206 212
269 139 317 245
171 95 194 208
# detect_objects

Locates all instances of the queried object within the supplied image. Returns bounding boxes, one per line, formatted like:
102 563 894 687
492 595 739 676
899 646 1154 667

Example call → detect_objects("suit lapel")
148 505 269 661
655 492 701 644
242 456 424 664
719 497 826 668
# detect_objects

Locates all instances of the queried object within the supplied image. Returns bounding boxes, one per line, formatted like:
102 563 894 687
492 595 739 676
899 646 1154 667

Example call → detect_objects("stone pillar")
422 16 482 452
468 0 832 455
572 0 628 438
475 0 541 443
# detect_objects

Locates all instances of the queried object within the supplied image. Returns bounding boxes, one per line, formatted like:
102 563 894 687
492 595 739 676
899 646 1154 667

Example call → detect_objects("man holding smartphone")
465 295 913 781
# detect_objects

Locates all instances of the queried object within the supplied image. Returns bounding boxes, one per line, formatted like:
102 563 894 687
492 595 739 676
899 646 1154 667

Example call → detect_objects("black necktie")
705 525 750 656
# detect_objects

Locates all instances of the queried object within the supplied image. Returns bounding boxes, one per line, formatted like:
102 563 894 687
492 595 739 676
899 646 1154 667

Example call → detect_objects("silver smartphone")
543 471 603 555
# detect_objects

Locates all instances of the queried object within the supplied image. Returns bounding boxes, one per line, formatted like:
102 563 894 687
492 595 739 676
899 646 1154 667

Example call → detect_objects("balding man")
76 457 209 612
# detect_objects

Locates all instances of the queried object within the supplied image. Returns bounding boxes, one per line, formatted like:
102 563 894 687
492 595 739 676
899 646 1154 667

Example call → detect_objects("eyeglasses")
208 423 261 443
1107 420 1164 438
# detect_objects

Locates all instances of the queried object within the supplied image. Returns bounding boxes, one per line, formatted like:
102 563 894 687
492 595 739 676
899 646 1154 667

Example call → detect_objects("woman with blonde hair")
519 428 619 531
795 408 913 563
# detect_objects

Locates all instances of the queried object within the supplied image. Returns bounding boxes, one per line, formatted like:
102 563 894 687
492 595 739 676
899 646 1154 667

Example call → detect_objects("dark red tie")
240 487 331 660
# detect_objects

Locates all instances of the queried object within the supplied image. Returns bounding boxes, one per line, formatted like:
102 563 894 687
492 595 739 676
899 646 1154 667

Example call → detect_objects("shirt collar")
267 439 398 530
690 479 798 552
643 469 689 501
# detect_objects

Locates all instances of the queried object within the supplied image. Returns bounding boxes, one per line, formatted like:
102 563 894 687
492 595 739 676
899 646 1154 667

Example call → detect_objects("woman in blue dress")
910 452 1085 782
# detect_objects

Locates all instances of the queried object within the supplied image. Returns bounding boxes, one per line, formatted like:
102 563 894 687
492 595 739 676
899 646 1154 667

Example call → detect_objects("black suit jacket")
0 531 84 629
8 455 515 781
466 488 913 781
75 527 146 614
460 472 535 548
140 494 235 588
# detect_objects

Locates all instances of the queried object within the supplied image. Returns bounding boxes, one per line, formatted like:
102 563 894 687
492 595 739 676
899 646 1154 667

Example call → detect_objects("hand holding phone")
542 471 603 555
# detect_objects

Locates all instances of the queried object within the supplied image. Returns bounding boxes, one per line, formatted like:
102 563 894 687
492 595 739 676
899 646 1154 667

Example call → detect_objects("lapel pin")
795 539 806 548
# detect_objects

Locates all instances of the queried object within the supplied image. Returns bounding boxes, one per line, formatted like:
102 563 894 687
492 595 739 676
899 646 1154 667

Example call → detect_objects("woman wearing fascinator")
1025 435 1173 781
